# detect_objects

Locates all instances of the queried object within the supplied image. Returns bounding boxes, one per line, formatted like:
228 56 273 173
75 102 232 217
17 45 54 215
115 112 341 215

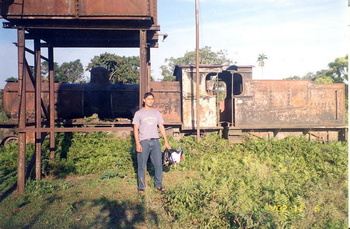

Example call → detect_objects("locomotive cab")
173 64 252 132
215 68 244 126
205 69 244 126
173 64 346 142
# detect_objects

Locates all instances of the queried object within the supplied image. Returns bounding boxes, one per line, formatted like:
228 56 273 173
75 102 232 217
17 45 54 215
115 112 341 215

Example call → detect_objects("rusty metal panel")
3 81 60 121
1 0 76 17
150 81 181 124
57 83 139 120
1 0 156 19
178 66 222 129
183 96 217 129
3 80 141 122
2 82 19 118
79 0 151 16
234 80 345 128
235 65 253 79
57 83 86 119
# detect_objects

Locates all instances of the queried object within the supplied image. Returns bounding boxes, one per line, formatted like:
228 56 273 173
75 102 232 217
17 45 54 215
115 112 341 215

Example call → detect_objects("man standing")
132 92 171 194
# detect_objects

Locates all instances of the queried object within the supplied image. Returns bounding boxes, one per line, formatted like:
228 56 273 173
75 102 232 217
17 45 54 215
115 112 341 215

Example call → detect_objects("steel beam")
34 39 42 180
18 126 133 133
17 28 26 194
139 29 149 108
48 46 55 161
195 0 201 142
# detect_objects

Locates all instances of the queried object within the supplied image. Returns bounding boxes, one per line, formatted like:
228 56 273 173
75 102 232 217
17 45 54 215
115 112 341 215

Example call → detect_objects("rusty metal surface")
3 80 182 125
34 39 42 180
139 30 149 107
176 66 223 130
17 126 133 133
226 128 346 143
150 81 182 124
57 83 139 120
17 27 26 194
4 65 346 130
1 0 160 48
1 0 156 19
48 47 55 160
3 81 60 120
234 80 346 128
80 0 152 17
174 65 346 131
3 81 140 121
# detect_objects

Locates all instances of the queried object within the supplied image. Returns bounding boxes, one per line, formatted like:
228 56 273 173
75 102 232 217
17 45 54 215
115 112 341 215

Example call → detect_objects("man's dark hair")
142 92 154 107
143 92 154 99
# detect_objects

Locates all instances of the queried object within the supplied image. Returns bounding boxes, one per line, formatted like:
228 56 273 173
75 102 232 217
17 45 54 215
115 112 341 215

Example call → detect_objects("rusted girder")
17 27 26 194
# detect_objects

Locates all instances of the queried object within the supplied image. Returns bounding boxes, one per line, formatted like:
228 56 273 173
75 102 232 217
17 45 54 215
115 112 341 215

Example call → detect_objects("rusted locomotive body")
3 72 139 122
171 65 346 142
1 64 346 144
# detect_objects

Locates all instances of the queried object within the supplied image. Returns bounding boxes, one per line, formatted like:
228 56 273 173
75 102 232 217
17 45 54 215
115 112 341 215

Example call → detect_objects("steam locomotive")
0 65 346 145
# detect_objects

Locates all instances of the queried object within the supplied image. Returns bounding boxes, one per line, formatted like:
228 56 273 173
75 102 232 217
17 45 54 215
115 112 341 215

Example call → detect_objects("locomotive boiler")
3 67 140 122
0 65 347 145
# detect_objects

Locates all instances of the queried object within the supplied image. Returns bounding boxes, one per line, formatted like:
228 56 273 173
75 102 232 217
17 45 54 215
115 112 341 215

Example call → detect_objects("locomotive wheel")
3 136 18 146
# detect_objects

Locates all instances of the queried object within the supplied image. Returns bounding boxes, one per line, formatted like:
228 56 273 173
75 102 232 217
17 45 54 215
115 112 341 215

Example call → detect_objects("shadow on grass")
88 196 158 228
18 195 62 229
0 182 16 203
1 191 158 228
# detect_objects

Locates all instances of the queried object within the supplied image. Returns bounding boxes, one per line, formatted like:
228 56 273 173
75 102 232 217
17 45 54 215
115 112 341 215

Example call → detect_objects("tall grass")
164 135 347 228
0 132 347 228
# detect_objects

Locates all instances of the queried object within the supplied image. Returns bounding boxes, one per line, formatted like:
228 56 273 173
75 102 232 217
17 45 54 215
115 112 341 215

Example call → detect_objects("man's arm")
133 124 142 153
159 123 171 149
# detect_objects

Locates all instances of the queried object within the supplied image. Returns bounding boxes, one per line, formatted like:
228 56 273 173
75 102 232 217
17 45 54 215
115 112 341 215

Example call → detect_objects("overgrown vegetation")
0 133 347 228
285 55 348 84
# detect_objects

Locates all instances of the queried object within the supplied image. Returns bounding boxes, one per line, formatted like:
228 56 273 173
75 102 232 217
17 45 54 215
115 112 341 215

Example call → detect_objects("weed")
64 203 77 214
0 133 347 228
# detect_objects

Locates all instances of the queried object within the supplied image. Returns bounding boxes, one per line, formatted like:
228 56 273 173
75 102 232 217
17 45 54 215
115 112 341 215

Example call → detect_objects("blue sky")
0 0 348 88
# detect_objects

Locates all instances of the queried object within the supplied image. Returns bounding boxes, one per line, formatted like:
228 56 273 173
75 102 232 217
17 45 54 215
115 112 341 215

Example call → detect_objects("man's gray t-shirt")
132 108 164 141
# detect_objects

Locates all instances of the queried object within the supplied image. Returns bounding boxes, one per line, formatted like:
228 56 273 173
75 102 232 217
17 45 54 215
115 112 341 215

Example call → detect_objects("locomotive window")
215 81 227 100
233 73 243 95
205 74 226 100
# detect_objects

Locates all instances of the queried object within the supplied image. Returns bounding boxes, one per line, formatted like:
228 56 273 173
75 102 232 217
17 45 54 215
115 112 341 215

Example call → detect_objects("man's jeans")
137 139 162 190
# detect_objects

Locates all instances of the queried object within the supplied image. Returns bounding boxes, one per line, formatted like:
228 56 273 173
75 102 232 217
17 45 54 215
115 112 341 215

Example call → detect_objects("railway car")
0 65 347 145
168 65 346 142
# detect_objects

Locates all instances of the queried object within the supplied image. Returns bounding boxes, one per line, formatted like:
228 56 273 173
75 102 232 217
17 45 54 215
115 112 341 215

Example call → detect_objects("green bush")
0 143 34 193
163 135 348 228
42 132 135 176
0 132 347 228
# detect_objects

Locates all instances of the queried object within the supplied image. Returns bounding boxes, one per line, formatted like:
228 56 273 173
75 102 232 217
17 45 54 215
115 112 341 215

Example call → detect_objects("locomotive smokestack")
89 67 111 87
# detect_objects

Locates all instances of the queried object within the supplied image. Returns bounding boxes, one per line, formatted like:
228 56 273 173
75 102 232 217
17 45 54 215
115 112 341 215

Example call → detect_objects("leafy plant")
0 133 346 228
163 135 347 228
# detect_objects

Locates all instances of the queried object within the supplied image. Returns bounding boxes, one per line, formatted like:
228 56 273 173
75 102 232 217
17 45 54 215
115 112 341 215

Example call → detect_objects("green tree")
41 61 59 79
315 76 334 84
284 75 301 80
160 46 233 81
328 55 348 82
41 59 84 83
86 53 140 84
284 55 348 84
257 53 268 78
5 77 18 82
313 69 334 83
57 59 84 83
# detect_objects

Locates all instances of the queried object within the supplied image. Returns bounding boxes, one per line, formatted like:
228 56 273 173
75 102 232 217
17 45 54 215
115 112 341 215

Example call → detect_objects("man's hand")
136 143 142 153
134 124 142 153
164 142 171 150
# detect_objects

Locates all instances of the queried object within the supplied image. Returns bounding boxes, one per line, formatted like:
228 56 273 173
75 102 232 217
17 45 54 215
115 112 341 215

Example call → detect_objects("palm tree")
257 53 268 78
